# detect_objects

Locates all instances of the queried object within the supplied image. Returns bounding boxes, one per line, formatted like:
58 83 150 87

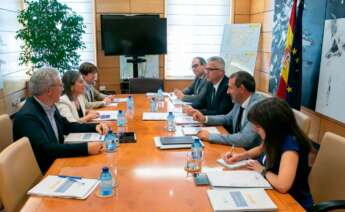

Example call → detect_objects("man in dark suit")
174 57 208 103
185 56 233 116
13 68 108 173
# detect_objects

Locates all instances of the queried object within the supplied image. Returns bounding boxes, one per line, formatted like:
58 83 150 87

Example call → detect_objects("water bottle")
105 130 117 152
150 97 158 112
117 110 126 127
191 138 202 160
157 88 163 101
127 95 134 111
99 166 113 197
167 112 176 132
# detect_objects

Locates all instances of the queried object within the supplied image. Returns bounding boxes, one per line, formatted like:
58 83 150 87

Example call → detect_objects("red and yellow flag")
276 0 297 99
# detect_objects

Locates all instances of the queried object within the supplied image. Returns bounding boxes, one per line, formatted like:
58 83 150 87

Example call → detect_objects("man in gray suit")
174 57 208 103
193 71 265 149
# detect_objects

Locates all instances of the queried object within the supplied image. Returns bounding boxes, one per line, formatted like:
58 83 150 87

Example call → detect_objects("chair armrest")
313 200 345 212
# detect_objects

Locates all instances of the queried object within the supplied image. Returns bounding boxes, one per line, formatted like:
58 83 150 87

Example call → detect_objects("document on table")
28 175 99 199
216 158 250 169
207 188 277 211
182 127 220 135
146 92 171 97
112 98 127 103
142 112 168 120
93 110 118 121
153 136 203 149
64 133 105 144
206 170 272 189
175 116 200 125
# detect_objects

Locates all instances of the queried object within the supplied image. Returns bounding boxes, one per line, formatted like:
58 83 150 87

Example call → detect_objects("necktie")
88 88 93 102
234 106 244 133
211 87 216 105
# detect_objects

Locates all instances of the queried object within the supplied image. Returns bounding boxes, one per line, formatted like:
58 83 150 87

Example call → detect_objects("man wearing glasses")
174 57 208 103
185 56 233 115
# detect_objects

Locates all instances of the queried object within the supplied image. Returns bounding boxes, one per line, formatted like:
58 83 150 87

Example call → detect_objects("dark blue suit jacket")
13 97 97 173
192 76 233 115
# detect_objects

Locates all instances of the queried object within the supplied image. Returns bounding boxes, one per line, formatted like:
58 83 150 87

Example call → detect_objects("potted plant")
16 0 85 75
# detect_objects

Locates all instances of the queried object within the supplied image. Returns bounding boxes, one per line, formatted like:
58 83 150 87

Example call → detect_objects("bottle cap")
102 166 109 172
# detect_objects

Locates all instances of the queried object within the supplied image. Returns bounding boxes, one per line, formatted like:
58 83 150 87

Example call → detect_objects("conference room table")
21 94 304 212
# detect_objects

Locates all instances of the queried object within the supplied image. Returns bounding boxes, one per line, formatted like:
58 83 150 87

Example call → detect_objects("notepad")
153 137 204 149
142 112 168 120
28 175 99 199
206 171 272 189
112 98 127 103
216 158 250 169
64 133 105 144
93 110 118 121
207 188 277 211
182 127 220 135
175 116 200 125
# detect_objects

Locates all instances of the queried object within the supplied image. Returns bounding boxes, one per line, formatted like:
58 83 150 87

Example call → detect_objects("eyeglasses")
205 67 221 72
191 64 200 69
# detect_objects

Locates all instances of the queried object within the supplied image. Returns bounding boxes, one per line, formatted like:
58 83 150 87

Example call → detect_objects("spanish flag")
276 0 304 110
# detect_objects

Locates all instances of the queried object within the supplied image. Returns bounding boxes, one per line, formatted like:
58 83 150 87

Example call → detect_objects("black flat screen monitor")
101 14 167 56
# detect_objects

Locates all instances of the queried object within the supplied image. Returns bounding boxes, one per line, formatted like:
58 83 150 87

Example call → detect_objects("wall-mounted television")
101 14 167 56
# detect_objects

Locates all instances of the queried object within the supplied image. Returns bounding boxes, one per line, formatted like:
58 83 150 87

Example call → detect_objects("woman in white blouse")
57 70 99 122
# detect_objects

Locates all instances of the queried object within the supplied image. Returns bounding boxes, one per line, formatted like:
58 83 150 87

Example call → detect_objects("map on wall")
269 0 327 109
120 55 159 79
220 24 261 76
316 1 345 123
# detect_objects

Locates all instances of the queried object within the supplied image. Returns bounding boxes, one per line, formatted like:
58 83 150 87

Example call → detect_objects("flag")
276 0 304 110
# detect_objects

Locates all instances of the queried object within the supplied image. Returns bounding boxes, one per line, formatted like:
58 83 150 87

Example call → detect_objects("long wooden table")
21 94 304 212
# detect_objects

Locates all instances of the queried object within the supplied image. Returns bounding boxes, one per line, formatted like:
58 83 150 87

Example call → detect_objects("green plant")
16 0 85 74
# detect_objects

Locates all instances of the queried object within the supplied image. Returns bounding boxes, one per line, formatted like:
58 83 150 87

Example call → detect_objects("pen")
230 144 235 157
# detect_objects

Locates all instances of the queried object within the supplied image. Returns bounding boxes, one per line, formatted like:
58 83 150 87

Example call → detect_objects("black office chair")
128 78 164 94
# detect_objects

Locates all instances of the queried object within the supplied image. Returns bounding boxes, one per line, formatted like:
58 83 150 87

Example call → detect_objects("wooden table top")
21 94 304 212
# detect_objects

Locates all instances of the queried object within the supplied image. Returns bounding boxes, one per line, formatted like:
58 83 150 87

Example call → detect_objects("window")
165 0 231 79
58 0 95 65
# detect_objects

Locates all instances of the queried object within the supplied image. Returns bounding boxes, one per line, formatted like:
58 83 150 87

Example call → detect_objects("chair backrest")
129 78 164 94
293 109 311 136
309 132 345 203
0 114 13 152
0 137 42 212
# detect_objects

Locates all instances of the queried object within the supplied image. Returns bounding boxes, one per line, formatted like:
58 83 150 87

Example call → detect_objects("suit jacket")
192 76 233 115
206 93 265 149
13 97 97 173
56 94 88 122
182 75 208 103
84 86 107 109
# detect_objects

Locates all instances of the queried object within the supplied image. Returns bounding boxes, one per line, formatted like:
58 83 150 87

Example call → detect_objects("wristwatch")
261 167 268 178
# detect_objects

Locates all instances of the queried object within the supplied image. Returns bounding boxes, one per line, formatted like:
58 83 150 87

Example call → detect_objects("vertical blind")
165 0 231 79
59 0 95 65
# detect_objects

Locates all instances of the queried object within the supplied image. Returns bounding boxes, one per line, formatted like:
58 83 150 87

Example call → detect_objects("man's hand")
96 122 109 135
174 89 184 100
197 130 209 141
103 96 112 104
87 142 104 154
183 106 198 116
192 110 206 123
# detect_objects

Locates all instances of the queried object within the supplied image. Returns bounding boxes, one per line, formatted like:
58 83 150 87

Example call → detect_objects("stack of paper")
206 170 272 188
93 110 118 121
175 116 200 125
146 92 171 97
142 112 168 120
112 98 127 103
207 188 277 211
182 127 220 135
64 133 105 144
216 158 250 169
28 175 99 199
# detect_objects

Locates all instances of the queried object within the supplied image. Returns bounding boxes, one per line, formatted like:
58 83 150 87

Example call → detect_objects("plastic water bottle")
99 166 113 197
117 110 126 127
105 130 117 152
150 97 158 112
191 138 203 160
157 88 163 101
127 95 134 111
167 112 176 132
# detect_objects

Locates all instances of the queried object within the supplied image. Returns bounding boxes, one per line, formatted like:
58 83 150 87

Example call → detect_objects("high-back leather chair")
0 137 42 212
129 78 164 93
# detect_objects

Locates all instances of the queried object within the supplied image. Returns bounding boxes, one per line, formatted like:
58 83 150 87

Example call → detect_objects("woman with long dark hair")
223 97 314 210
56 70 99 122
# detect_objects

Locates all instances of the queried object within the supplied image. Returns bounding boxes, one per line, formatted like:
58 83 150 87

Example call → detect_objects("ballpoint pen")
230 144 235 157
